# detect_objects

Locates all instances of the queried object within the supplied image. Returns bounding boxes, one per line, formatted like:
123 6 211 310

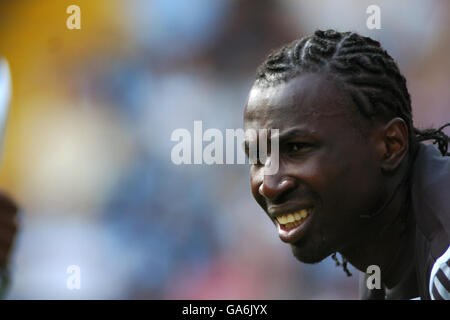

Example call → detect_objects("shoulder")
410 143 450 299
411 143 450 245
412 143 450 206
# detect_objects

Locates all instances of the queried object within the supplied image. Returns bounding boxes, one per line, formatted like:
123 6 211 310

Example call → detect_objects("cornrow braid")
256 29 450 276
414 123 450 156
256 30 416 148
331 252 352 277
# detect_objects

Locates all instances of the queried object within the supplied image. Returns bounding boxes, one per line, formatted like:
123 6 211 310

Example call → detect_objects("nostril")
259 176 297 202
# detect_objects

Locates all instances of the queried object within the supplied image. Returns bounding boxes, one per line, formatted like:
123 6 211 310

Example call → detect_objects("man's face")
244 73 385 263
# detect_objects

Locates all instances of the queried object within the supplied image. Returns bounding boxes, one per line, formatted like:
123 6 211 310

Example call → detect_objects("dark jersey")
411 143 450 299
359 143 450 300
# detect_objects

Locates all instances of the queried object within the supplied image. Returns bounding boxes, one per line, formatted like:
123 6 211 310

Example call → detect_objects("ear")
379 118 409 173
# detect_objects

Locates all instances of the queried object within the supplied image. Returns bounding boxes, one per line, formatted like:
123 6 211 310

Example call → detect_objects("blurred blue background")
0 0 448 299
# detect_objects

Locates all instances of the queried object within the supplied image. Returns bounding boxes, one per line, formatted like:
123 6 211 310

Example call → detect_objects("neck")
339 165 415 288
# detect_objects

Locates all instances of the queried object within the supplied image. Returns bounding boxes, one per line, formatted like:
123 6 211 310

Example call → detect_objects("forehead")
244 73 357 135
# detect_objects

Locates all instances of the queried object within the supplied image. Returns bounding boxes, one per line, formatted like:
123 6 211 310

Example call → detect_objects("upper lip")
267 202 314 219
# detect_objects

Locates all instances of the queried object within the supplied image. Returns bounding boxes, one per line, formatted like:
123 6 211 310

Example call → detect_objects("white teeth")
278 216 287 224
276 208 312 225
300 209 307 218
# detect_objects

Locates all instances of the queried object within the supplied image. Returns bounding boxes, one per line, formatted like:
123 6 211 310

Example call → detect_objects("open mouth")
275 207 313 243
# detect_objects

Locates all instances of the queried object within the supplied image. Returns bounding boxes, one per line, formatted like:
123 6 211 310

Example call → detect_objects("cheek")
316 148 381 218
285 153 335 196
287 148 358 206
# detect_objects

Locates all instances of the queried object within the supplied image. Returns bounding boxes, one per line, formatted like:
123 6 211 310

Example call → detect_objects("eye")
286 142 312 153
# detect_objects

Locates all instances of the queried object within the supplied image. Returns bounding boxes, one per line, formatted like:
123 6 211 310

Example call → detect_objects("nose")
258 173 296 202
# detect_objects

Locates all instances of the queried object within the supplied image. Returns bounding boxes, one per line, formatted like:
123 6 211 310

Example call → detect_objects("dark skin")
244 73 417 298
0 190 18 297
0 191 17 267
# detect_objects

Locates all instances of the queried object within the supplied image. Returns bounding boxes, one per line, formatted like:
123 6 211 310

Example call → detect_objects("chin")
290 243 330 264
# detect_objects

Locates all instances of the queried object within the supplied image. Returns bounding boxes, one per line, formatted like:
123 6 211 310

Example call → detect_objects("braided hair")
255 29 450 276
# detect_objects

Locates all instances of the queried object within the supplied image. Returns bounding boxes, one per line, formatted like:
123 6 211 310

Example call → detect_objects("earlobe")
380 118 409 173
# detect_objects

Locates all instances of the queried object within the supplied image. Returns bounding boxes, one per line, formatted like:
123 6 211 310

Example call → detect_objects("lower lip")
277 213 313 244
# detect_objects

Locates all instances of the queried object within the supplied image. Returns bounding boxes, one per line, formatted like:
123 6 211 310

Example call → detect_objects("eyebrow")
243 127 314 151
273 128 314 141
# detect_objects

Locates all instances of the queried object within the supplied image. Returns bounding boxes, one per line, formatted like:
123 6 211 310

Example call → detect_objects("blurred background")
0 0 448 299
